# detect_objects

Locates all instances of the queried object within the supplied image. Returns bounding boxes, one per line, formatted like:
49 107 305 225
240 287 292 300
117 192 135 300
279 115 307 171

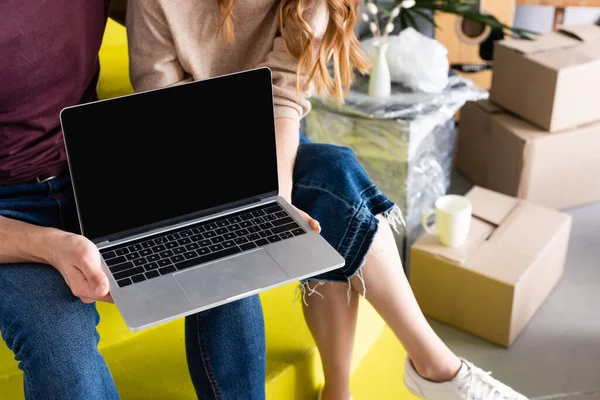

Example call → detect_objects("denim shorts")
293 134 400 283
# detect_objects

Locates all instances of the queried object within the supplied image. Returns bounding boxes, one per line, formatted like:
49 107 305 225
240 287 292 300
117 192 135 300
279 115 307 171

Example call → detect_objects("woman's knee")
294 143 360 184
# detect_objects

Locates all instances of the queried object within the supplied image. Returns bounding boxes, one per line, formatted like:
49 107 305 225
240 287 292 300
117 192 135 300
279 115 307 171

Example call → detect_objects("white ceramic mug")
422 195 472 247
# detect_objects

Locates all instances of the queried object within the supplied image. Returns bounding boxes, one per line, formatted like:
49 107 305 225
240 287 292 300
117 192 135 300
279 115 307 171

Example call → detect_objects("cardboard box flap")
488 202 572 251
498 32 580 55
412 218 495 264
475 100 504 114
465 242 539 285
466 202 571 284
530 40 600 70
558 24 600 42
466 186 518 226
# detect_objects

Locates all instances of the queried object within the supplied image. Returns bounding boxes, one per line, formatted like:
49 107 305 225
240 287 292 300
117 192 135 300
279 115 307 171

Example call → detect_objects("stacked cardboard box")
407 26 600 346
457 24 600 210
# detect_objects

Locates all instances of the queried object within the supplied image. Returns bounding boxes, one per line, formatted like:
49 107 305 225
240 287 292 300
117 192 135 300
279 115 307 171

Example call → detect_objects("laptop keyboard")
100 203 305 288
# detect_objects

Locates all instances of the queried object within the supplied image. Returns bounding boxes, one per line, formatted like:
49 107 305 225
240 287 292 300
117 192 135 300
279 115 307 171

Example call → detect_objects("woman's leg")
293 139 457 399
302 281 359 400
350 215 461 382
292 140 393 400
301 217 461 400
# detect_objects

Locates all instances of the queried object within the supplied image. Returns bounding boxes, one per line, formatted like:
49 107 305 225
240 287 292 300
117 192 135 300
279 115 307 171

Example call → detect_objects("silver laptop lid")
59 67 278 243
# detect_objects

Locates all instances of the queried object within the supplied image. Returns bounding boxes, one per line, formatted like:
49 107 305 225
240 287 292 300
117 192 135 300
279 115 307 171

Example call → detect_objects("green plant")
373 0 536 39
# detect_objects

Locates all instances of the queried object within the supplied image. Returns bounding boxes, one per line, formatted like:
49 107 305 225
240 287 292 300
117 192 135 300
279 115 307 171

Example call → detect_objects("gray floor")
426 171 600 399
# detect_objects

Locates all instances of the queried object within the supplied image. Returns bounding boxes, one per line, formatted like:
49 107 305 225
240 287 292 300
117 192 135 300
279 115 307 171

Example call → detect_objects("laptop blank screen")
60 68 279 241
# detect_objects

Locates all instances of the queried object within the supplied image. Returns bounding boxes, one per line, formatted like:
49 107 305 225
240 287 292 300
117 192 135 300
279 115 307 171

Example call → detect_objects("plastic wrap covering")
302 72 488 261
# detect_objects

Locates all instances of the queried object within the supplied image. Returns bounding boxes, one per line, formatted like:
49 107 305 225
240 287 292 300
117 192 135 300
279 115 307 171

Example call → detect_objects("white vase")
368 40 391 98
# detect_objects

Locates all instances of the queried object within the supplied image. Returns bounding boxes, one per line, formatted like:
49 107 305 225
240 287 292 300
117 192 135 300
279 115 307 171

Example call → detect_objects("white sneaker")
404 357 529 400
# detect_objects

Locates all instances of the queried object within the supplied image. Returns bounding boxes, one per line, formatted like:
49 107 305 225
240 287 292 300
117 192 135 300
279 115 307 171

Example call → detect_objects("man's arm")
0 216 112 303
0 216 57 264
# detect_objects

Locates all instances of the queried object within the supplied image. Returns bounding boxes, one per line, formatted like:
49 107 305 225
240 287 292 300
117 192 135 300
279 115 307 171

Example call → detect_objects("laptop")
59 67 344 331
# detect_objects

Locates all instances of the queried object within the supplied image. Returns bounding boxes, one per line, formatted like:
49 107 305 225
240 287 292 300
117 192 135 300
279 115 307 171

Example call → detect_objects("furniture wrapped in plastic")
302 73 488 265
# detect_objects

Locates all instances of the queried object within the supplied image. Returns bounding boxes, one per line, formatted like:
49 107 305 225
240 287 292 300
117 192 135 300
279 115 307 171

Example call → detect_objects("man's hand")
48 231 113 304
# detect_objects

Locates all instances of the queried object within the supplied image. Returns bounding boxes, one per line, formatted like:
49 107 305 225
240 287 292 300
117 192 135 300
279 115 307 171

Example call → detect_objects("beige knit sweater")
126 0 327 121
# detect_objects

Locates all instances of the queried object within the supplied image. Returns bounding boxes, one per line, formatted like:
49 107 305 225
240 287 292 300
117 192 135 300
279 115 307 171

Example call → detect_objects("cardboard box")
456 100 600 210
409 186 572 347
490 24 600 132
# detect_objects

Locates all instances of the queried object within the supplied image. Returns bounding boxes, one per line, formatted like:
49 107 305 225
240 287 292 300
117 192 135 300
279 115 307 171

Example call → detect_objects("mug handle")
422 209 435 234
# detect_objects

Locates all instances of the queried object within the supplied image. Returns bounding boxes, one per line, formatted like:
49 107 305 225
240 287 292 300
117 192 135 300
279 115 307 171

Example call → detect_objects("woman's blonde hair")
217 0 371 102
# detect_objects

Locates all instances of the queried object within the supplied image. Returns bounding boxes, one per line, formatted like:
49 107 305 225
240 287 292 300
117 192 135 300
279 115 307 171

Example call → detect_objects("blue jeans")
294 135 397 282
0 176 265 400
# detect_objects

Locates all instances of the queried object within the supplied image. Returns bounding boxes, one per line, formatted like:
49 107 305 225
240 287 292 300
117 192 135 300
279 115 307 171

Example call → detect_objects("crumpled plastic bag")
362 27 450 93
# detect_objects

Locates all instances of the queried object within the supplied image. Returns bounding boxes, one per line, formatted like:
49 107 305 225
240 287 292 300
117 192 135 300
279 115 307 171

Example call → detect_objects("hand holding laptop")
292 206 321 233
46 230 113 303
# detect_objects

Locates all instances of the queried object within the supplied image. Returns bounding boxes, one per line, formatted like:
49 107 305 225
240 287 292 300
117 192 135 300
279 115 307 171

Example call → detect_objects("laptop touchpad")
173 249 289 307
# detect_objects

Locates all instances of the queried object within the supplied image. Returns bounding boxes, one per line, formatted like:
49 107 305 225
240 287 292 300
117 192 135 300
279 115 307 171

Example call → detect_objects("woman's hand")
48 231 114 304
292 205 321 233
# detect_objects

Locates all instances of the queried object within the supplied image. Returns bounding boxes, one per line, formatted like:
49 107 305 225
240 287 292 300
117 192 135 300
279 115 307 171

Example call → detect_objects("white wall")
514 6 600 33
565 6 600 24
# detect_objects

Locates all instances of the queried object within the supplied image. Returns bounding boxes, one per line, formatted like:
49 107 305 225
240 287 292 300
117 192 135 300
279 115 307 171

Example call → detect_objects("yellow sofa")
0 19 413 400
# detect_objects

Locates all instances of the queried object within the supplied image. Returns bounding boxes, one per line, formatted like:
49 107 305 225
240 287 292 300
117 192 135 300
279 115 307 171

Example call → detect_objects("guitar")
434 0 516 90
